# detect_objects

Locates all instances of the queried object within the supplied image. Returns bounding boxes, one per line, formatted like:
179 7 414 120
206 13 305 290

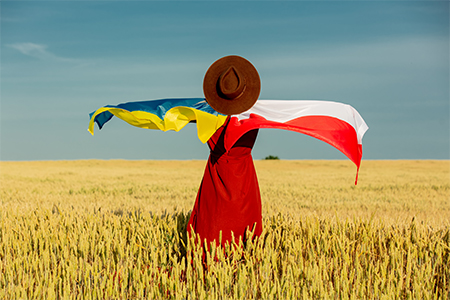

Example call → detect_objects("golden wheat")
1 160 449 299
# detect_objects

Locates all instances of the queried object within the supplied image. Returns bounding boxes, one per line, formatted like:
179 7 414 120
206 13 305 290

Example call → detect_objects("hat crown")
218 66 246 100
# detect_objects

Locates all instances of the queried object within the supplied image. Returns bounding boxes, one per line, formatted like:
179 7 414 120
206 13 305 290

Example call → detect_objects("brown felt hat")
203 55 260 115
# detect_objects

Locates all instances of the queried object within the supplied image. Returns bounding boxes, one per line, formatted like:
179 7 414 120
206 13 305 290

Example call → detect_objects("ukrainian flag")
88 98 227 143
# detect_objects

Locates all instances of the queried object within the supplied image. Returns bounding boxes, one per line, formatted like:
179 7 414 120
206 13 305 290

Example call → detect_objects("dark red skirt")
187 119 262 246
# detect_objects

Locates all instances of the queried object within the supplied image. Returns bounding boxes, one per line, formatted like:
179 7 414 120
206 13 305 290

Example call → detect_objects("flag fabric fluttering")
88 98 227 143
89 98 368 182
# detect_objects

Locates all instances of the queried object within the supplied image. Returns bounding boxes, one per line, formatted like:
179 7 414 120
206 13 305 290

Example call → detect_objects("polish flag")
226 100 369 183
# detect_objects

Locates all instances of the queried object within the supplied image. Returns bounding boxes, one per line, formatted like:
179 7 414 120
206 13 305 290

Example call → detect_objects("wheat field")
1 160 449 299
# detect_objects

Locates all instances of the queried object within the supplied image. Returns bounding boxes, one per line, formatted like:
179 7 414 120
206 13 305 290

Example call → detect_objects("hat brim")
203 56 260 115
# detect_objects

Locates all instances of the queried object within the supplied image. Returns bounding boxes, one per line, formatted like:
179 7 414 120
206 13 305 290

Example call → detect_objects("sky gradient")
1 1 449 161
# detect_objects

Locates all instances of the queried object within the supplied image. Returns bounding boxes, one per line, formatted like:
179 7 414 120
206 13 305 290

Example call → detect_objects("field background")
1 160 448 224
1 160 449 299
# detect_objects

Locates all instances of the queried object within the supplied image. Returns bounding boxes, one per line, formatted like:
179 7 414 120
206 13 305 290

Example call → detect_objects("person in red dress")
187 56 263 247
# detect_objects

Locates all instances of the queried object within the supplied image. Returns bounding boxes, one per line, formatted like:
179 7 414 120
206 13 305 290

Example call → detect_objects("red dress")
187 119 262 246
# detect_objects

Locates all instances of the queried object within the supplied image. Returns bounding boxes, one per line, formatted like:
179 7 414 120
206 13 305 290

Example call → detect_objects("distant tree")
264 155 279 160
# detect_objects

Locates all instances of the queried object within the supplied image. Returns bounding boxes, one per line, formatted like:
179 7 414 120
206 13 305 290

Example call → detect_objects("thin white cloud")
8 42 78 63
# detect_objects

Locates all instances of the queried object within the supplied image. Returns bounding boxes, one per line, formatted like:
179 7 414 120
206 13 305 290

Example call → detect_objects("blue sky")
1 1 448 161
